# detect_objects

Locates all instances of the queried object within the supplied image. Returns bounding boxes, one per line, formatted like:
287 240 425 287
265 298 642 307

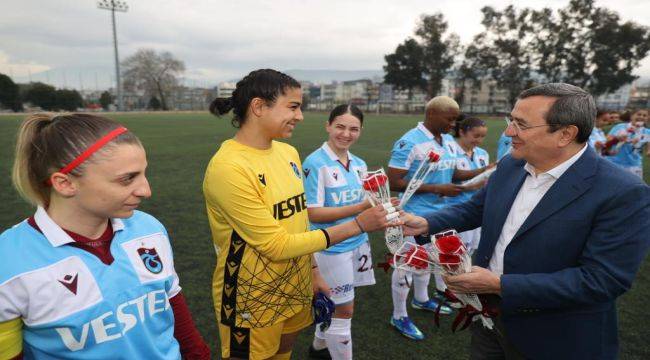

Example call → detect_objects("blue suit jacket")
425 146 650 359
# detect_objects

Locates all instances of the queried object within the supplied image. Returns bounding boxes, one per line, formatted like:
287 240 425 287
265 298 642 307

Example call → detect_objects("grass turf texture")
0 112 648 359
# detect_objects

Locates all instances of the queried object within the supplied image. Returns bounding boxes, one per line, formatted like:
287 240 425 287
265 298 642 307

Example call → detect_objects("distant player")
0 114 210 359
302 104 373 360
588 109 610 154
447 116 490 253
386 97 492 340
606 108 649 177
203 69 395 360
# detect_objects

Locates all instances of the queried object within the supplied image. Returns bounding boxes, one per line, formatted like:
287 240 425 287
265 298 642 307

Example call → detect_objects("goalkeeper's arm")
0 318 22 360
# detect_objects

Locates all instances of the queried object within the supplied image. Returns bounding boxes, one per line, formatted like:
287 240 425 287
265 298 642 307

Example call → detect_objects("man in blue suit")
402 83 650 359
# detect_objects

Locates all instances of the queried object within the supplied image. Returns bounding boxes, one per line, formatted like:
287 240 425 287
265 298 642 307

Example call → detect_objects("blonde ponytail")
12 114 56 206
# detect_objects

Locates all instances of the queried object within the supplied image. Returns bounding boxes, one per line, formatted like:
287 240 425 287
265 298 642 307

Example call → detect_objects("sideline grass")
0 112 648 359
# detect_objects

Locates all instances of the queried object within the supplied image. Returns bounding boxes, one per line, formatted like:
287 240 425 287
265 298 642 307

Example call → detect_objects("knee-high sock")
313 323 327 350
392 270 411 319
324 318 352 360
434 273 446 293
413 272 431 303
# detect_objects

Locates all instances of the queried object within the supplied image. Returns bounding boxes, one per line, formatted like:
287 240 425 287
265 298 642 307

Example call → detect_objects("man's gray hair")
518 83 595 143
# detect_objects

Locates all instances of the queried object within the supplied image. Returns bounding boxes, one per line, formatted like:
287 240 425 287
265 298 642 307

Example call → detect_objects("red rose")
428 151 441 162
362 174 388 192
402 245 430 269
435 235 464 254
438 253 461 265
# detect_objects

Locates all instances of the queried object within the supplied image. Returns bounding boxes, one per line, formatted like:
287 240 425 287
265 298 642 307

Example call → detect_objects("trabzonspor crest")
137 247 163 274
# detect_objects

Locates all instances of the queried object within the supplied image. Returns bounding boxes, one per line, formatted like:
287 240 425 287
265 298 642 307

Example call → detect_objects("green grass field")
1 112 648 359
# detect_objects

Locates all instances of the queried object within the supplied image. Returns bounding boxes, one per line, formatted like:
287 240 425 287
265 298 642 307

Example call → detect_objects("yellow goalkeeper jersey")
203 139 328 328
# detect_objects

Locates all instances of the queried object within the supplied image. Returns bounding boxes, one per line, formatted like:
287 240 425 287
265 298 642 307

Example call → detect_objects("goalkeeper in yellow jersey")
203 69 397 360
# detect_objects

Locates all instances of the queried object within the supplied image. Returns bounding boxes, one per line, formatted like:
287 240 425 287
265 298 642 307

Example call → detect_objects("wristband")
320 229 331 248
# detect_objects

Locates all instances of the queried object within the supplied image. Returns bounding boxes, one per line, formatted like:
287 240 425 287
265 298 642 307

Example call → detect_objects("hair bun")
209 97 234 116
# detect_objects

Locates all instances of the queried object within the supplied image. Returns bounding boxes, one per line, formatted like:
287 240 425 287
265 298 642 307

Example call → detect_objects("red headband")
46 126 128 185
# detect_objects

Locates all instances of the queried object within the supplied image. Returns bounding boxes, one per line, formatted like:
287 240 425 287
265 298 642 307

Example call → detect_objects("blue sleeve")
388 138 415 170
607 124 625 136
500 183 650 313
302 157 323 207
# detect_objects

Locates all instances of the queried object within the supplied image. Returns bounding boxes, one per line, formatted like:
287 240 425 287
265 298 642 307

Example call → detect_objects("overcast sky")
1 0 649 89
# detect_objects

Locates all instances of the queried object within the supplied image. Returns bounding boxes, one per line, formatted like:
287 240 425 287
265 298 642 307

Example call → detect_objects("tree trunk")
156 81 168 111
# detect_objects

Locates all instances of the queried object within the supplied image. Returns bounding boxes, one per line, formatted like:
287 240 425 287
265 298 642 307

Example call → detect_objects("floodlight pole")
98 0 128 111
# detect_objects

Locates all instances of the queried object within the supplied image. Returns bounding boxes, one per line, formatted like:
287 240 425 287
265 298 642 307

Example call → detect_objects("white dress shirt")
488 144 588 276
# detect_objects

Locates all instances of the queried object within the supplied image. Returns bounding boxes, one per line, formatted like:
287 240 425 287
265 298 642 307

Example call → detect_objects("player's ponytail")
209 97 234 116
209 69 301 128
12 113 52 206
12 113 141 206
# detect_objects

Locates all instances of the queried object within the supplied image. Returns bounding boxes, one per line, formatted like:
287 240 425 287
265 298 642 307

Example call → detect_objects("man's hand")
443 266 501 295
400 212 429 236
434 184 465 197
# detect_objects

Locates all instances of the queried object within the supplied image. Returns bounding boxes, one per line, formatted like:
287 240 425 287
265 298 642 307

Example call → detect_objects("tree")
415 13 461 98
121 48 185 111
0 73 22 111
383 38 427 100
23 82 57 110
55 89 83 111
465 6 538 107
533 0 650 95
99 91 113 110
148 96 161 110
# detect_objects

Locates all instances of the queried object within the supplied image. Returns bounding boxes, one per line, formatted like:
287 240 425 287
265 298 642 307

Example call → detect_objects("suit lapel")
511 147 598 241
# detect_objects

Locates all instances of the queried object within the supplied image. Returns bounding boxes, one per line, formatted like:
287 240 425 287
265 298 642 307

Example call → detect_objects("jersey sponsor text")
273 193 307 220
55 289 171 351
330 189 364 205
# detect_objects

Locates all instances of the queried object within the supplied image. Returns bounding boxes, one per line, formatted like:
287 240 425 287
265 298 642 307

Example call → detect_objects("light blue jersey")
607 123 650 168
303 142 369 253
388 122 459 215
588 127 607 153
0 208 181 359
496 132 512 160
447 144 490 205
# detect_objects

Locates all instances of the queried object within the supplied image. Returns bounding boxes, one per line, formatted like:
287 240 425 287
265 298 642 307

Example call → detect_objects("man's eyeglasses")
505 116 550 133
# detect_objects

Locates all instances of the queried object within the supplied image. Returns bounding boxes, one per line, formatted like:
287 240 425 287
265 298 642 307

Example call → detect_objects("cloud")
0 0 648 87
0 51 51 78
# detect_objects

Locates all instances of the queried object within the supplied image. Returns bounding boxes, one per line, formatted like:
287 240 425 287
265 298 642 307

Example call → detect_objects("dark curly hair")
209 69 301 127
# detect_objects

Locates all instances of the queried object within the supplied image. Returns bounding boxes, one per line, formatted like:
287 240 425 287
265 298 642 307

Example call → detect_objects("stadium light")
98 0 128 111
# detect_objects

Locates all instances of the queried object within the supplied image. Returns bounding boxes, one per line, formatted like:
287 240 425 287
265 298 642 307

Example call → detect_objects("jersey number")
357 255 370 272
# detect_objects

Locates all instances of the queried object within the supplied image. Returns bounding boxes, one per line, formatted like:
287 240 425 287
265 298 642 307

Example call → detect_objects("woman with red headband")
0 113 210 359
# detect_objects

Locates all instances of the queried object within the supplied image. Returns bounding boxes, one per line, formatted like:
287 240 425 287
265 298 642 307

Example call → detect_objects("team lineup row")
0 69 648 360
